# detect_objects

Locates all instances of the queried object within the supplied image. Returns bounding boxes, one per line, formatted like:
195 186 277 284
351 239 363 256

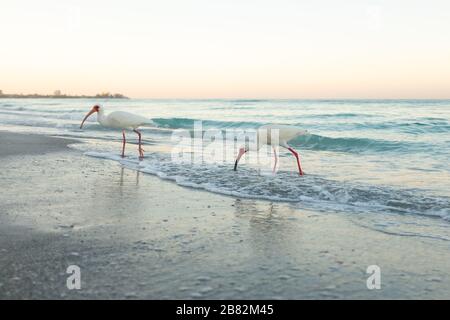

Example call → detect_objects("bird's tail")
140 120 174 132
142 119 156 126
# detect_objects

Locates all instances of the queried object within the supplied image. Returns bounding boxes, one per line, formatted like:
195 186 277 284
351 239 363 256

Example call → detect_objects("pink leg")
272 146 278 173
121 130 126 158
133 129 144 159
287 147 304 176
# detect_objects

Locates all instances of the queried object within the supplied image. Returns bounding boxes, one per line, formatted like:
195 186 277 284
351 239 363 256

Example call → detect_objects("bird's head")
80 104 101 129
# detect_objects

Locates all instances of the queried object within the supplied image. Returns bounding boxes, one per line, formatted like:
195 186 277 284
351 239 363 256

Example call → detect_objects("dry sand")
0 131 449 299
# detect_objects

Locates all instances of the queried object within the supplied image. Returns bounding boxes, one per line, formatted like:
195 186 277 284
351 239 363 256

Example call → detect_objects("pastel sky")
1 0 449 98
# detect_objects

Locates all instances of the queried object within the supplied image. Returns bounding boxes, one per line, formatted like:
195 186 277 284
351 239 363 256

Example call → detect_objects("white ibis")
234 125 308 175
80 104 152 159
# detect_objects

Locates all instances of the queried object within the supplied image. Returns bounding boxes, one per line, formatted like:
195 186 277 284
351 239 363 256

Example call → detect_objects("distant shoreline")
0 93 128 99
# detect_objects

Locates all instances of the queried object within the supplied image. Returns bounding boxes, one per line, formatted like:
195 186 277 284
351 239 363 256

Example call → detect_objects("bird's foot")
138 148 145 159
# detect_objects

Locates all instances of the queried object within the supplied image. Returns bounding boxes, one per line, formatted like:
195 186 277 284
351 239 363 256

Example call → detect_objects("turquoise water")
1 99 449 226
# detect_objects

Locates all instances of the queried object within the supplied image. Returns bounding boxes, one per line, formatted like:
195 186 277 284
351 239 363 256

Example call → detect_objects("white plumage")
97 110 152 129
234 124 308 175
257 124 308 149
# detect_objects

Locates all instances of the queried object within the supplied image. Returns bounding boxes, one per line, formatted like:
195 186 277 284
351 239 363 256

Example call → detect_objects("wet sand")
0 131 449 299
0 131 78 157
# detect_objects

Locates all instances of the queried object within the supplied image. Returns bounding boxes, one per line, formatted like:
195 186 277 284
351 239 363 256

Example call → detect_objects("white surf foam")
84 151 450 222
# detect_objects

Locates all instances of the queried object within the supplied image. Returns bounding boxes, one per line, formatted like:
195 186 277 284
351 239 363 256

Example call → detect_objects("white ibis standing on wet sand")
234 124 308 175
80 104 152 159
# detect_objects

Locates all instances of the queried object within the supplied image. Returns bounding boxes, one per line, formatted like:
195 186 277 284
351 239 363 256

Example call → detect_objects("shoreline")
1 130 449 299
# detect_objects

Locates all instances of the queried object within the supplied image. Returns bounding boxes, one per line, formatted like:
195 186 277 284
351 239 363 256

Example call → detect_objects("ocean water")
1 98 449 232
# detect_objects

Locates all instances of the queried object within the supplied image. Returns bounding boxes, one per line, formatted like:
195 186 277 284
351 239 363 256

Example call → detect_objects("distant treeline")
0 91 128 99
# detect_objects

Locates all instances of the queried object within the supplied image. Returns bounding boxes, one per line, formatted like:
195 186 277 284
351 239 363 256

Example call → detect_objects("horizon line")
2 96 450 101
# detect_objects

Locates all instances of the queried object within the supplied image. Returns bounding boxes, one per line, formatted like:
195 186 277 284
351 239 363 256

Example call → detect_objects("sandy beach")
0 131 449 299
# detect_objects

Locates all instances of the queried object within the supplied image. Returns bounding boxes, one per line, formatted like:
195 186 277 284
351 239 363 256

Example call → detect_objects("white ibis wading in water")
234 125 308 175
80 104 152 159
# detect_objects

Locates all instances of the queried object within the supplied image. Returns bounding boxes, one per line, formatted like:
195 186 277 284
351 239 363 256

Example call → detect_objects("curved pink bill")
80 108 97 129
233 148 247 171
